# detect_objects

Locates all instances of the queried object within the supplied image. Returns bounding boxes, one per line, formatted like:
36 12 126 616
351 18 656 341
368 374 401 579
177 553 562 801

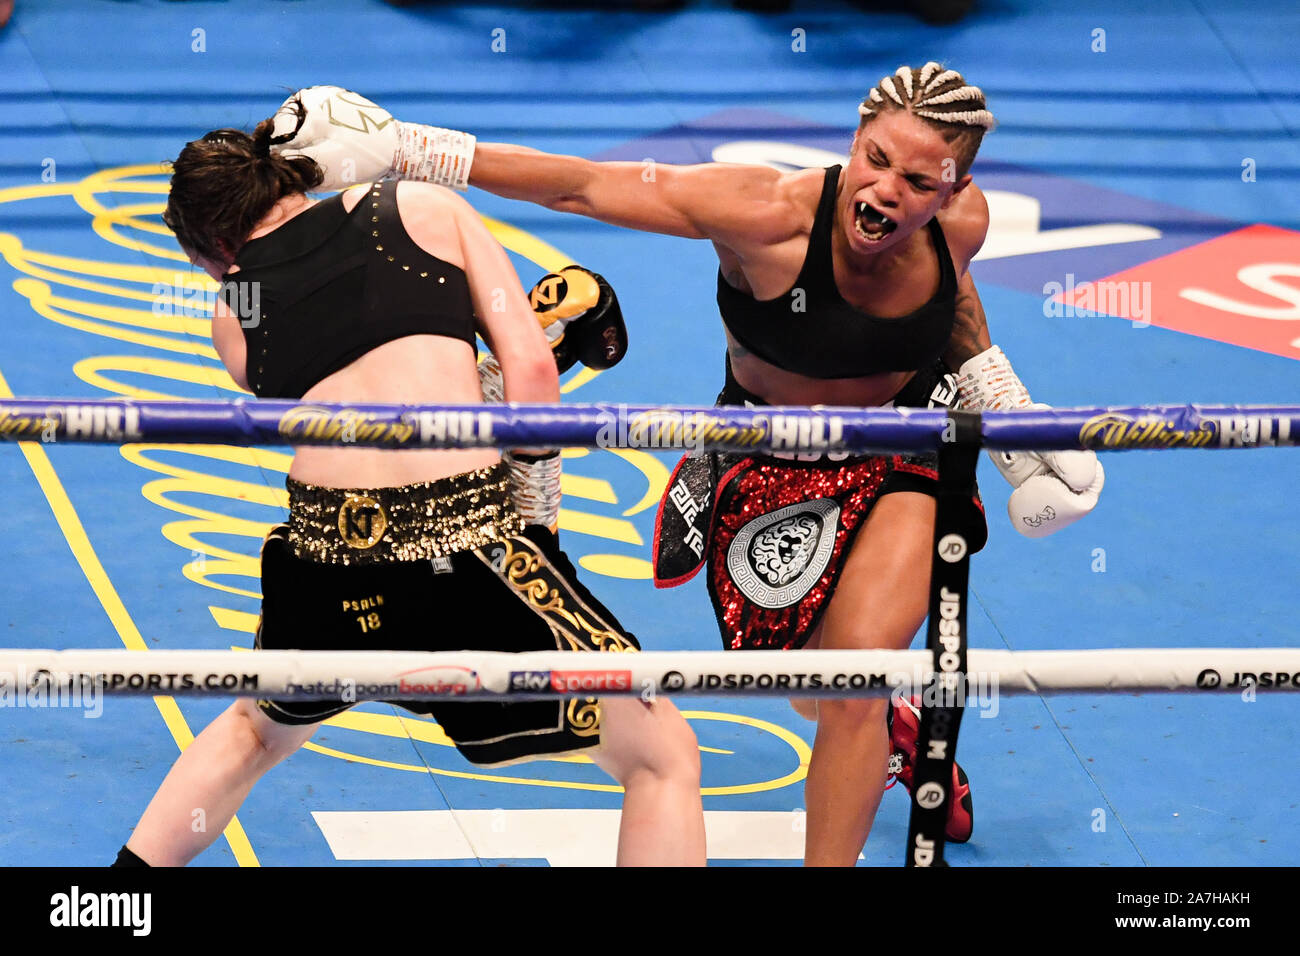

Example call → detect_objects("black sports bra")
717 165 957 379
223 180 476 400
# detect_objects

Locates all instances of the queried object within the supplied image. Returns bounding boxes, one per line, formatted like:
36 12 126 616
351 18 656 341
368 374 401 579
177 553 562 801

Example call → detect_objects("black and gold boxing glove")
477 265 626 530
527 265 628 373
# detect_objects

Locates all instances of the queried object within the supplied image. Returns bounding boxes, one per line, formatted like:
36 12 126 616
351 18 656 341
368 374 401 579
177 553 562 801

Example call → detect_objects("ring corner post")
904 410 980 868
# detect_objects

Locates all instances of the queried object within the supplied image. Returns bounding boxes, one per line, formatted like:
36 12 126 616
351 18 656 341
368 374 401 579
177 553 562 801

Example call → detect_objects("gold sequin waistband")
286 463 523 565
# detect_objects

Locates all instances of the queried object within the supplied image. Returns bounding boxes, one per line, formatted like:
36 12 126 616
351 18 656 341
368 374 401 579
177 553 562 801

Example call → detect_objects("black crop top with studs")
223 180 476 400
716 165 957 379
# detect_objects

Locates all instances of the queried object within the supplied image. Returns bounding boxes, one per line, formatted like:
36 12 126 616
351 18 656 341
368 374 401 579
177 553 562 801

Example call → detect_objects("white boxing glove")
270 86 399 189
270 86 475 191
955 346 1105 538
1005 465 1105 539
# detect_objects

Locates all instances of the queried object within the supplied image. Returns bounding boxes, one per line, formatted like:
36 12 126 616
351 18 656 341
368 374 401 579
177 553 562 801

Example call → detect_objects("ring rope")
3 649 1297 700
0 398 1296 452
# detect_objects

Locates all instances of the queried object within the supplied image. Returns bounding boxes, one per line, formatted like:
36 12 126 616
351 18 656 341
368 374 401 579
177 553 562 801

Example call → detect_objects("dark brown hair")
162 99 323 264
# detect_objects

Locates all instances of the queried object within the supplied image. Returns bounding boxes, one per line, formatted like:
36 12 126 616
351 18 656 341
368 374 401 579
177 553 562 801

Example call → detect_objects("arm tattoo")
943 273 993 370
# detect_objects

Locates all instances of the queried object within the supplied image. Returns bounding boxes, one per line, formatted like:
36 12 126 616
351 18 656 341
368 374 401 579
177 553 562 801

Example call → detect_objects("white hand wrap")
506 453 563 530
955 346 1104 538
393 121 476 191
953 345 1031 411
477 355 563 529
477 353 506 404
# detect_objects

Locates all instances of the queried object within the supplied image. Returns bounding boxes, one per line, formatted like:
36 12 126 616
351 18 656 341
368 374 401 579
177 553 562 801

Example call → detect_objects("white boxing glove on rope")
270 86 475 192
954 346 1105 539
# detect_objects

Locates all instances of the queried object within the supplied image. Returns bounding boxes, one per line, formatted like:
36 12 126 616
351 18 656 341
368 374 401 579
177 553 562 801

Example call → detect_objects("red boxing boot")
885 696 974 843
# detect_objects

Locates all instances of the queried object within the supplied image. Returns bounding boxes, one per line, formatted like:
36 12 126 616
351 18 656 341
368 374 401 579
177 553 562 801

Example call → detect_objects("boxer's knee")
815 695 889 734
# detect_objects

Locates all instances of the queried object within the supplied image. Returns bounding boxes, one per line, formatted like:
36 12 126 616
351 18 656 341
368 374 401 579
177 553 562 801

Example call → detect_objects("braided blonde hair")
858 63 994 179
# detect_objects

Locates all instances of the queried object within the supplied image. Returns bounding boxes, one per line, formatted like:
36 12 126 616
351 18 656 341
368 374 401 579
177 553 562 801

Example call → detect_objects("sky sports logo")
509 670 633 693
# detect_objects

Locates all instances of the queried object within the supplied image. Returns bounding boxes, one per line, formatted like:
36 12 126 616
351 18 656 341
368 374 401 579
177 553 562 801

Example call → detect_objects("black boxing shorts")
255 463 639 767
653 357 986 651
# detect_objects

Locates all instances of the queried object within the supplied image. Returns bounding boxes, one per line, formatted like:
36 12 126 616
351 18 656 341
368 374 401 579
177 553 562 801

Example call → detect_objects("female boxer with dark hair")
115 110 706 867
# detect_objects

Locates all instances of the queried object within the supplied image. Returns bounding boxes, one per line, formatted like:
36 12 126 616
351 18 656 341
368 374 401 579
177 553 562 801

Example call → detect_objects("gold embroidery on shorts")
480 537 637 654
338 495 387 550
566 698 601 737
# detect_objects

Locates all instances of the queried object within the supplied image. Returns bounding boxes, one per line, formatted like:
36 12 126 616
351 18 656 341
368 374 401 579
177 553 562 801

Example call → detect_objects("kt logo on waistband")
338 495 387 550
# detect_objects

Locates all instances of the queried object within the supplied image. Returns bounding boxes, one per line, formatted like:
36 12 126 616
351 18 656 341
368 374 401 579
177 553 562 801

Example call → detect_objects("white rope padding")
3 649 1298 702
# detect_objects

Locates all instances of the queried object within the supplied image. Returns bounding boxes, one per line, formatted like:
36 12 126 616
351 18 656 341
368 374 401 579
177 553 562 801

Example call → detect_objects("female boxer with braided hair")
276 63 1105 865
113 111 706 867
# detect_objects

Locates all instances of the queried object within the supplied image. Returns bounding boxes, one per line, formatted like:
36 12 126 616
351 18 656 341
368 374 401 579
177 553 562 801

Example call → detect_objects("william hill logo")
0 403 143 442
277 405 414 446
1079 413 1215 449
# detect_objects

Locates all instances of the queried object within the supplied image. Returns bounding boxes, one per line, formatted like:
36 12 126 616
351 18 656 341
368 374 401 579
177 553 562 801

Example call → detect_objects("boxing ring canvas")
0 0 1297 866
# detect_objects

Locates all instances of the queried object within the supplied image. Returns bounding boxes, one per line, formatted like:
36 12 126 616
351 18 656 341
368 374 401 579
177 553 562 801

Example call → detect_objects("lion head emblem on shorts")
749 515 820 586
726 499 841 609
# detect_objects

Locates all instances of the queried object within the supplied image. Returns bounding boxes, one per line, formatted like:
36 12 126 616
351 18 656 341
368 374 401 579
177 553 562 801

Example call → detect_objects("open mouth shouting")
854 201 898 243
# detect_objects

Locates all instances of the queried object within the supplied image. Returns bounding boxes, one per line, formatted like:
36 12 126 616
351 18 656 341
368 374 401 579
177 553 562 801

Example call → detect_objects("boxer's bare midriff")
725 329 916 408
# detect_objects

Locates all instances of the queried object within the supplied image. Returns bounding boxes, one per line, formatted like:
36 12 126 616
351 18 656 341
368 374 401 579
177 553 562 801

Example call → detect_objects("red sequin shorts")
652 359 987 651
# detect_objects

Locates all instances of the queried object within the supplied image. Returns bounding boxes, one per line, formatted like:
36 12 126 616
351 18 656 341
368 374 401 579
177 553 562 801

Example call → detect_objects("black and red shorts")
653 359 986 651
